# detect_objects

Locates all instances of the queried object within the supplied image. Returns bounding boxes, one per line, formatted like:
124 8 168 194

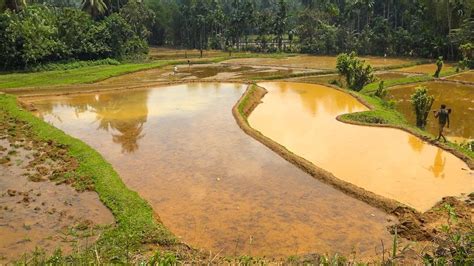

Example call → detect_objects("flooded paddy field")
388 81 474 142
24 83 395 259
290 71 416 86
249 82 472 212
395 63 455 75
224 56 416 70
445 71 474 83
97 64 311 86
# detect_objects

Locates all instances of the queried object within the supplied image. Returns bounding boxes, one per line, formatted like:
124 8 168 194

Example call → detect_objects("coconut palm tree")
3 0 27 12
81 0 107 18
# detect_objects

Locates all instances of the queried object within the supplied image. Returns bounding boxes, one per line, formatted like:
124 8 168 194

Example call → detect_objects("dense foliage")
1 0 473 70
143 0 473 59
0 1 149 70
336 52 374 91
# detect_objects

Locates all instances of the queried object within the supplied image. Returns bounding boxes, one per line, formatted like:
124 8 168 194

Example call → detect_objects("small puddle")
388 81 474 142
248 82 472 212
27 83 394 258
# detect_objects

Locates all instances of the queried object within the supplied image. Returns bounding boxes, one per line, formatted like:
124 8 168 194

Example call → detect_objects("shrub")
410 86 434 129
336 52 375 91
0 5 148 71
434 56 444 78
374 80 387 98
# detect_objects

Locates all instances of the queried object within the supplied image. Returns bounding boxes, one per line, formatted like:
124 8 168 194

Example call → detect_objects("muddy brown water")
248 82 472 212
26 83 395 259
224 56 415 70
395 63 455 75
0 140 113 262
291 72 414 86
388 81 474 142
445 71 474 83
96 64 301 86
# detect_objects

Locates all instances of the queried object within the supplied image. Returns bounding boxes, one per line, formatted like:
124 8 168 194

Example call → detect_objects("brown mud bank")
0 112 114 262
233 84 473 240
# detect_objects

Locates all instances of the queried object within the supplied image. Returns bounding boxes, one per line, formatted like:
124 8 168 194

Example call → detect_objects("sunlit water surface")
28 83 394 258
389 81 474 142
249 82 472 212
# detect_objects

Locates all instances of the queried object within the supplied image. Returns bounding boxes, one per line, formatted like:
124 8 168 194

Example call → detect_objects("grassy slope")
0 61 178 89
0 94 176 261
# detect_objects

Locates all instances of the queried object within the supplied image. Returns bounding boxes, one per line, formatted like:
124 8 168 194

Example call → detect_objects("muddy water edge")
23 83 397 260
0 111 114 263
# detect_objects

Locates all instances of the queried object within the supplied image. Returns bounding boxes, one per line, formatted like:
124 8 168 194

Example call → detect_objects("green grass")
0 61 179 90
361 74 434 94
0 94 176 262
237 84 256 119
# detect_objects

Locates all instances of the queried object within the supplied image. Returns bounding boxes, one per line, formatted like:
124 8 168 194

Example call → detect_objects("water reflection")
389 81 474 142
27 83 395 258
408 135 424 153
93 91 149 153
429 149 446 178
249 82 472 212
35 90 150 154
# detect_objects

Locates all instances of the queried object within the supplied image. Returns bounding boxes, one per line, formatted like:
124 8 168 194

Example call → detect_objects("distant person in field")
173 65 178 75
433 104 450 142
434 56 443 78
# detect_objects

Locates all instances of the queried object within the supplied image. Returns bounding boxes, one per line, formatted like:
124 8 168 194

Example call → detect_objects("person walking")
433 104 450 142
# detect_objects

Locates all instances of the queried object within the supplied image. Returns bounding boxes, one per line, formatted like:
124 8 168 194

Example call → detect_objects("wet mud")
289 72 415 86
26 83 396 259
0 113 113 262
248 82 472 212
224 56 415 70
388 81 474 142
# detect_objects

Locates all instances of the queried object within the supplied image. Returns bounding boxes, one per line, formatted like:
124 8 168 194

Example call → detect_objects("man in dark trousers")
433 104 450 142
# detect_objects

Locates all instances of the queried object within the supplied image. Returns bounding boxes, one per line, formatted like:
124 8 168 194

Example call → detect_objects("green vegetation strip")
361 74 434 94
0 94 176 260
339 88 474 162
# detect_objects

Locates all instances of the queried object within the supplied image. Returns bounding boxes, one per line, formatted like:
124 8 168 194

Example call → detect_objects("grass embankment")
340 79 474 161
0 94 177 262
0 61 176 89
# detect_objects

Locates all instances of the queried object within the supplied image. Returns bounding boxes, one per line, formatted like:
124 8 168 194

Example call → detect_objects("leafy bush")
30 58 121 72
410 86 434 129
374 80 387 98
336 52 375 91
0 5 149 71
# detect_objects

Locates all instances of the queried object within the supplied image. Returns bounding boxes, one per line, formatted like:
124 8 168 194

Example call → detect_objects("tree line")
1 0 473 71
